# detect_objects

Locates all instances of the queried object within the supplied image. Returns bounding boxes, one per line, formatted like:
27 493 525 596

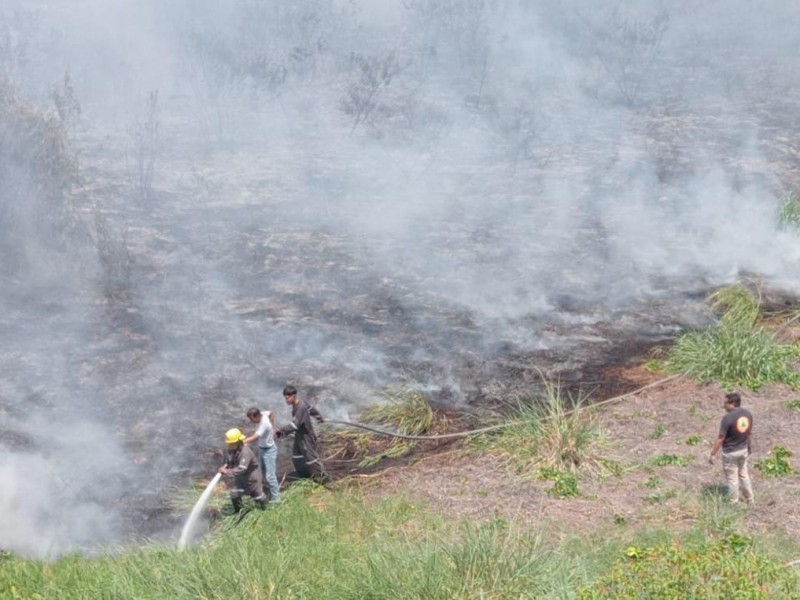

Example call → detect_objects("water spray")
178 472 222 551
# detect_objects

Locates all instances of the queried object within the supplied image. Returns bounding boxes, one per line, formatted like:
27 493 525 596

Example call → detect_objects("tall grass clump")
708 284 760 331
472 381 610 479
355 387 437 466
663 284 800 390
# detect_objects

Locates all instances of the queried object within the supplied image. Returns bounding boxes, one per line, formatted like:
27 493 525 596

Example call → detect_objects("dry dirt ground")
344 364 800 545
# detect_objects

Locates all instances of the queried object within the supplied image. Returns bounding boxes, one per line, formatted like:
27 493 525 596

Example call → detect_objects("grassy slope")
2 449 798 599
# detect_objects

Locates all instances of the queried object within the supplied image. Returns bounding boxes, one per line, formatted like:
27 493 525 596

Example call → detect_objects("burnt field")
2 0 800 557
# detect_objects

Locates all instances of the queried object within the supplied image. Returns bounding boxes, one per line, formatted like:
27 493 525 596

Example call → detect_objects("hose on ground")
326 374 682 441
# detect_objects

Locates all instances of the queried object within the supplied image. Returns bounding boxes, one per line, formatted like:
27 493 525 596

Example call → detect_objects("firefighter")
218 428 267 512
275 385 329 483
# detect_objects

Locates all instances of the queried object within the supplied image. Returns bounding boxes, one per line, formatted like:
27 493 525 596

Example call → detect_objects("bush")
578 534 797 599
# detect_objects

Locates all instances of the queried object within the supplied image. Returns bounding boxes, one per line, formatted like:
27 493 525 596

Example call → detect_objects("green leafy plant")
650 454 692 467
785 399 800 411
685 434 701 446
540 467 579 498
755 446 793 478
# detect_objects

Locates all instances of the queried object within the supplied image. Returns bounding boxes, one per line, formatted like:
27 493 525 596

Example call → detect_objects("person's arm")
244 420 269 445
310 405 324 423
277 407 304 437
709 434 724 464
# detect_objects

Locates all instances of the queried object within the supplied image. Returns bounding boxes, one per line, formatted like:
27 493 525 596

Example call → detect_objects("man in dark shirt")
709 392 754 504
275 385 329 483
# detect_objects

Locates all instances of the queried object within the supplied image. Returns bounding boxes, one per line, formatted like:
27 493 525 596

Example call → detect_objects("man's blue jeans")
259 445 281 503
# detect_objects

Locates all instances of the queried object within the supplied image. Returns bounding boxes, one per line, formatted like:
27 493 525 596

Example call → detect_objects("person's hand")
708 455 715 465
315 415 325 424
218 466 228 474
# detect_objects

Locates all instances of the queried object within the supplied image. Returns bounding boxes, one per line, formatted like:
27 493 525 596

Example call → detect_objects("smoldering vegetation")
1 0 799 557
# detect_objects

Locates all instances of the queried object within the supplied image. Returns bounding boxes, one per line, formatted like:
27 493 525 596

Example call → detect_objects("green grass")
3 484 797 599
657 284 800 390
649 453 693 467
578 532 797 599
708 284 761 331
0 487 582 599
651 423 668 439
665 326 800 390
470 381 611 479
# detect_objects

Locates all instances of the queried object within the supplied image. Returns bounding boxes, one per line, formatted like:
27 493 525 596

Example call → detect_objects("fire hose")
325 374 682 441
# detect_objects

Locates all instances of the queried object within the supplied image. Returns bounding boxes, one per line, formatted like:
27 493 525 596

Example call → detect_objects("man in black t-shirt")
709 392 754 504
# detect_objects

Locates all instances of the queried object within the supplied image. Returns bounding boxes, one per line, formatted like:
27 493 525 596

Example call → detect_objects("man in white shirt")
244 407 281 504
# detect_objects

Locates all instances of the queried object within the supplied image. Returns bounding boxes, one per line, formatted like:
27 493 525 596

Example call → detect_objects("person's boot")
231 496 242 513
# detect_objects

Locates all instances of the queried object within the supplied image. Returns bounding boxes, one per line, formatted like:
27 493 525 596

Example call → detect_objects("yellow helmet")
225 428 245 444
